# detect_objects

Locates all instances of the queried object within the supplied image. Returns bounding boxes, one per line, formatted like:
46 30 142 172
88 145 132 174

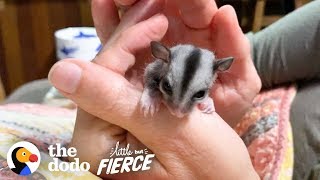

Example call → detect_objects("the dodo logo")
7 141 41 176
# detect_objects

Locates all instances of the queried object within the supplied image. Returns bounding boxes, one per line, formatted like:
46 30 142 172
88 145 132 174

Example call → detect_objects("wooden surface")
295 0 311 7
253 0 266 32
253 0 310 32
0 0 93 94
0 0 4 101
0 77 5 101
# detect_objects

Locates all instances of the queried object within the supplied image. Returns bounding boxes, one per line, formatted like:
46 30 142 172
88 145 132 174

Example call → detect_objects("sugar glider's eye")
192 90 206 100
162 80 172 95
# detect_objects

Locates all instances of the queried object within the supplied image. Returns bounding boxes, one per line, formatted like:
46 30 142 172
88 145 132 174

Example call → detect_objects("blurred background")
0 0 312 101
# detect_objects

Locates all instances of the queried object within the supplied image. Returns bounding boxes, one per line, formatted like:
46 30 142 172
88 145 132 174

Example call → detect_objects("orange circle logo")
7 141 41 176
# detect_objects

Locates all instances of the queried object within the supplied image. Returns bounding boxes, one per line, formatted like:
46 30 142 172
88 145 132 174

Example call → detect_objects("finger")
211 5 252 75
95 14 168 75
111 0 165 42
174 0 217 28
48 59 169 146
47 59 221 144
47 59 151 144
92 0 120 44
114 0 137 6
48 60 138 128
94 0 164 46
48 60 166 178
48 12 168 124
210 6 261 125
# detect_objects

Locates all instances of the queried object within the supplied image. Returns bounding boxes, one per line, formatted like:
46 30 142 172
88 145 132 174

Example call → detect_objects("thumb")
48 14 168 130
48 59 141 130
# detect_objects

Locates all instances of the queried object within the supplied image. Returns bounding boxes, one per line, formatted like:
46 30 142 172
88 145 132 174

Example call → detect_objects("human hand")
93 0 262 127
48 0 258 179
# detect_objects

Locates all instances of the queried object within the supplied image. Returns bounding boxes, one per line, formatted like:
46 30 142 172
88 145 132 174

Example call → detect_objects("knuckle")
115 29 134 54
143 24 161 40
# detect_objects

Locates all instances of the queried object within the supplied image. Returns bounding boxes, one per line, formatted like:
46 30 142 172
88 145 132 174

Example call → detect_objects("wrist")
151 112 258 179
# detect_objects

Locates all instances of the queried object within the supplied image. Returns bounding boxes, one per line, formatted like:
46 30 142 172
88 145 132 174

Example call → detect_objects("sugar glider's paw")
140 89 161 117
197 97 215 114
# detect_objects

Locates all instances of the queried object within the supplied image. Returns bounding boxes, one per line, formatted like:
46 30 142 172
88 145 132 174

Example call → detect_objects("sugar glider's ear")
214 57 234 72
150 41 170 62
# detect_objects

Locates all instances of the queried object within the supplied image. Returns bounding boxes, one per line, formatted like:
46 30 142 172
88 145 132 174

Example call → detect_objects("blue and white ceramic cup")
54 27 102 61
45 27 102 107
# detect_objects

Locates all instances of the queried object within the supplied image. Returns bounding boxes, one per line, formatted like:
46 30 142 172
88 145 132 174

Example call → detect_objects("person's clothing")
247 0 320 89
4 79 51 104
247 1 320 179
291 80 320 180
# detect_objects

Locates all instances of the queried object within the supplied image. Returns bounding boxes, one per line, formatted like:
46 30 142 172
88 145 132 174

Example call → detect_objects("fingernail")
152 13 165 21
48 62 82 94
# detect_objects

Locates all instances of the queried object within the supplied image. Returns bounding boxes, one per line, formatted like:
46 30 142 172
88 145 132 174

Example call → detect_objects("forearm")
247 0 320 88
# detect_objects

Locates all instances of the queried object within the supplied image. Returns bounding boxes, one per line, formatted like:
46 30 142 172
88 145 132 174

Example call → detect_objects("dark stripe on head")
180 48 201 99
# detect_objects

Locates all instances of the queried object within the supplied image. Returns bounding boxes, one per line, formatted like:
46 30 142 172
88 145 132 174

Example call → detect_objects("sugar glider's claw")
198 97 215 114
140 89 161 117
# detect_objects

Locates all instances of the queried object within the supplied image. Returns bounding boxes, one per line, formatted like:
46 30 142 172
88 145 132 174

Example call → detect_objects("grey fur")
140 41 234 117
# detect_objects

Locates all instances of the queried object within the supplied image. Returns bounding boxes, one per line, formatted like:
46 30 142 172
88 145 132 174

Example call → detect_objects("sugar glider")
140 41 234 118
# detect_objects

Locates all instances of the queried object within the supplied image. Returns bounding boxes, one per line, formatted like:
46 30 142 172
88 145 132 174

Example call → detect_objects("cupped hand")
48 0 259 179
93 0 261 126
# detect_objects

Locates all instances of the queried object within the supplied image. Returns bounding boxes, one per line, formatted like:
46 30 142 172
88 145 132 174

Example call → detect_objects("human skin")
92 0 262 126
48 0 261 179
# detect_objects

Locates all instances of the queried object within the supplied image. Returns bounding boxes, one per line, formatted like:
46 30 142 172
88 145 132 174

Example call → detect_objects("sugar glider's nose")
167 107 186 118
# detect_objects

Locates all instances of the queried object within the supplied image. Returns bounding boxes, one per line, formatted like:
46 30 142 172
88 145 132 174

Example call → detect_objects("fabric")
0 85 296 179
246 0 320 88
246 1 320 178
0 104 100 180
290 80 320 180
4 79 52 104
235 86 296 180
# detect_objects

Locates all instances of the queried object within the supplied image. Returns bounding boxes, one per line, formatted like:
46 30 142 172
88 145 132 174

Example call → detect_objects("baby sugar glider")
140 41 234 118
